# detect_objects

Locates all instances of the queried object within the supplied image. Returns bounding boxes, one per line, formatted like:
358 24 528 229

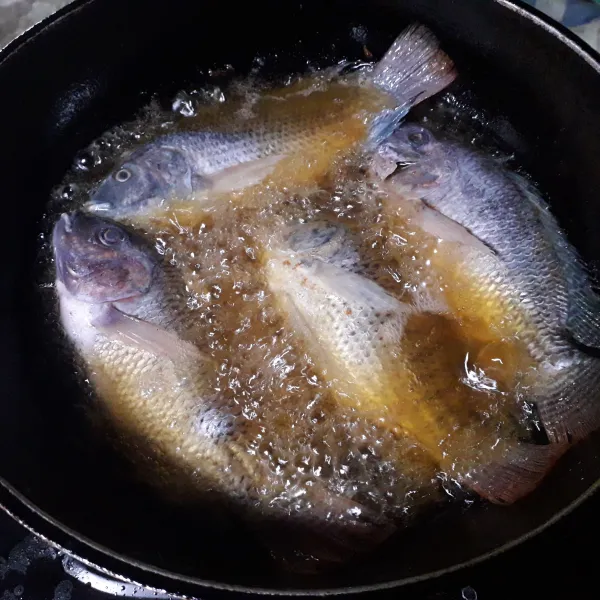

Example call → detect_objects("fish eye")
408 131 426 146
115 168 132 183
98 227 125 246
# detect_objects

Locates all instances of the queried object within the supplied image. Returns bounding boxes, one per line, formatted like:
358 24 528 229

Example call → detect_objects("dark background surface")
0 493 597 600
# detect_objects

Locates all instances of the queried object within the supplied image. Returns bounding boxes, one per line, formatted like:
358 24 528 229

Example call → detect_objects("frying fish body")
377 123 600 444
262 220 561 504
53 211 258 497
86 25 456 220
52 211 439 569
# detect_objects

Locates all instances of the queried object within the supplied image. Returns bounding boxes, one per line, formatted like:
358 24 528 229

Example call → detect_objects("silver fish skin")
52 211 252 492
86 24 456 219
85 131 273 217
377 122 600 444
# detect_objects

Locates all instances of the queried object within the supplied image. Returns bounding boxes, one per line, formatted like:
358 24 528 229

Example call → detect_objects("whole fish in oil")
376 123 600 445
52 211 441 570
53 211 261 498
262 220 561 504
85 25 456 220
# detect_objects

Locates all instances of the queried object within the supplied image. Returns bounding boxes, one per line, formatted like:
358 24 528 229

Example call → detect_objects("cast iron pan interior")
0 0 599 595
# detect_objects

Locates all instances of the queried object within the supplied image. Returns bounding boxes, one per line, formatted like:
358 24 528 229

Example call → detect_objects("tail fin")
466 441 566 504
534 353 600 444
256 489 396 573
372 24 457 105
367 24 456 147
262 517 395 573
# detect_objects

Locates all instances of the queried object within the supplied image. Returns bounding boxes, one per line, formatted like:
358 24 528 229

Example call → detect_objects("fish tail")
465 441 566 504
367 24 456 147
263 519 395 573
536 353 600 444
256 491 396 572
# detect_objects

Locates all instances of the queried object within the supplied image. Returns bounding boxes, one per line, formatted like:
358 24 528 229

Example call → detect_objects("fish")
375 122 600 445
52 211 259 496
52 211 439 570
85 24 456 221
262 219 562 504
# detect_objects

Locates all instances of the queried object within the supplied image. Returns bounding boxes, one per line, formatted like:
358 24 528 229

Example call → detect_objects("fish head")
53 212 157 303
384 123 437 163
86 145 195 218
286 221 340 251
278 221 360 271
372 123 443 186
265 221 363 329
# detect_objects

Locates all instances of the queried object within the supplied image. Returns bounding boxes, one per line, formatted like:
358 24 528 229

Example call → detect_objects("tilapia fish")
85 24 456 220
262 220 561 504
376 123 600 445
53 211 259 496
52 211 439 569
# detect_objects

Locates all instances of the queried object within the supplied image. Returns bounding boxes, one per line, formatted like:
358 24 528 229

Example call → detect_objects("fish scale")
85 25 456 221
380 122 600 445
262 219 559 504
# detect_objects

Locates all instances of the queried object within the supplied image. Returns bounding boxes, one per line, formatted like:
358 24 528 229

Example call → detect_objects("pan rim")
1 0 599 595
0 0 94 59
3 471 600 596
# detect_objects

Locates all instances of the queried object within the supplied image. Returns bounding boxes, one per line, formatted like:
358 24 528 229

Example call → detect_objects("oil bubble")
59 184 78 202
172 92 198 117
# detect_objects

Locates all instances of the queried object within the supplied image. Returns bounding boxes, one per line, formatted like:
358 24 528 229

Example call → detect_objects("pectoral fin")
208 154 286 194
465 441 566 504
382 185 494 256
312 259 412 316
93 306 202 363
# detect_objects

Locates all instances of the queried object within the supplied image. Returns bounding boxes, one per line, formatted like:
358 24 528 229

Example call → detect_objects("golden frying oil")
47 64 542 526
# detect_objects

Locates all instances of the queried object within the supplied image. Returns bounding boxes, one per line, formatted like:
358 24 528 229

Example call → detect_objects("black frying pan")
1 0 600 597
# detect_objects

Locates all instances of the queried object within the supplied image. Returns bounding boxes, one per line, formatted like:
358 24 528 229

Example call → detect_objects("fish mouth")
395 159 418 168
84 194 163 217
60 212 73 233
84 200 114 213
53 212 72 236
52 212 95 286
386 160 418 179
52 216 75 287
52 212 74 256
